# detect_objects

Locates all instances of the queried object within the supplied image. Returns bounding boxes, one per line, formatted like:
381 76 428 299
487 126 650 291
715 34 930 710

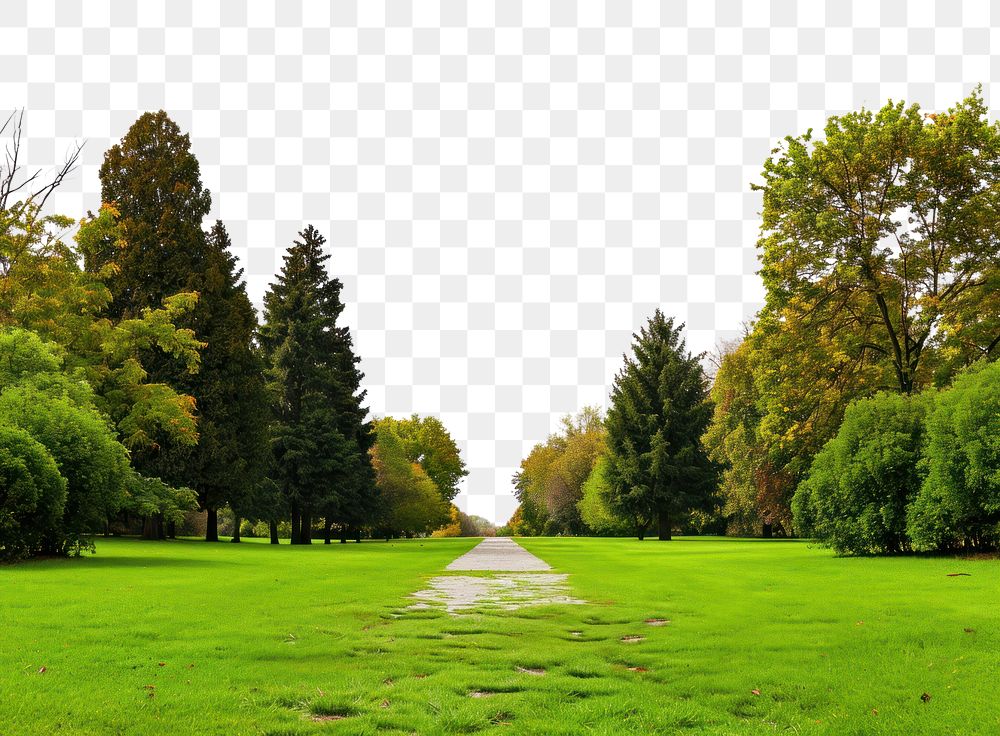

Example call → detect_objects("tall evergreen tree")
604 310 717 540
261 225 375 545
92 112 270 539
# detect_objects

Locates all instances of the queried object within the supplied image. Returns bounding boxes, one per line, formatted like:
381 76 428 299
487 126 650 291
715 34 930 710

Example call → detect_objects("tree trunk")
167 520 176 539
269 519 279 545
637 523 645 541
355 529 361 543
340 528 347 544
762 522 773 539
657 507 671 541
324 518 332 545
141 515 158 540
232 516 242 543
206 507 219 542
301 512 312 544
290 504 301 545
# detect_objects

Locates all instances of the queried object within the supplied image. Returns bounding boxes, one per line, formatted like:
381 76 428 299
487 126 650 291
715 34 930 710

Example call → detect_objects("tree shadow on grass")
81 555 227 569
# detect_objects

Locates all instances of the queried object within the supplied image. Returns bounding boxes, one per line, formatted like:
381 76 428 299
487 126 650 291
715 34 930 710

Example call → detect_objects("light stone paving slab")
409 537 586 614
445 536 552 571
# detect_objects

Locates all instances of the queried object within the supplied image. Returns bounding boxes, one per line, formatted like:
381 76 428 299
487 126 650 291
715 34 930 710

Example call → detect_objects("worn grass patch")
1 536 998 734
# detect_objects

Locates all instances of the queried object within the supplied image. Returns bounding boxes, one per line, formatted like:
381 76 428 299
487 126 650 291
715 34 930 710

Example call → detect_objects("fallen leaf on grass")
920 692 932 703
871 709 878 716
751 689 761 696
37 666 46 674
964 628 976 634
855 621 864 626
627 666 648 673
380 699 390 709
946 573 971 577
157 662 166 667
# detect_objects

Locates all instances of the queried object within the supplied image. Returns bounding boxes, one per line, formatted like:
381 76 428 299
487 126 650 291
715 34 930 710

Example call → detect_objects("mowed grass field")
1 536 998 735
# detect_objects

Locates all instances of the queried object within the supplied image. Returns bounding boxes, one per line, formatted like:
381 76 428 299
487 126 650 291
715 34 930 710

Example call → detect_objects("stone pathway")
446 536 552 571
409 537 586 614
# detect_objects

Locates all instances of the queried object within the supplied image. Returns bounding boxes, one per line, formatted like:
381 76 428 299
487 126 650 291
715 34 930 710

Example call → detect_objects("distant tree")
512 407 605 536
908 361 1000 551
261 225 375 544
793 392 929 555
371 424 449 537
577 456 631 536
703 336 795 536
376 415 468 503
604 311 717 540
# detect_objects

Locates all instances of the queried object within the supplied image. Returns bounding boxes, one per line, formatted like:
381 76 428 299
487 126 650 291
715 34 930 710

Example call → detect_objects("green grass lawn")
1 536 997 735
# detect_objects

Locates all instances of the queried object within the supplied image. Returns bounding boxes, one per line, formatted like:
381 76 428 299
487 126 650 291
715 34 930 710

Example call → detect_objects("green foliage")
908 361 1000 551
0 423 66 561
577 456 631 536
755 88 1000 395
793 392 929 554
703 336 794 536
604 311 717 539
513 407 606 536
0 327 131 555
261 225 376 541
95 110 213 319
376 415 468 502
124 473 198 526
372 423 449 535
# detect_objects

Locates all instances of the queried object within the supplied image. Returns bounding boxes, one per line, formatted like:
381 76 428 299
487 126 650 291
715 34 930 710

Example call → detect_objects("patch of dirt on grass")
410 573 586 614
515 666 546 675
620 635 645 643
645 618 670 626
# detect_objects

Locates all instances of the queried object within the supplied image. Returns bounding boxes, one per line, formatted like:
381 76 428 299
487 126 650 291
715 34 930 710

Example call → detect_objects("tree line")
0 111 472 561
507 89 999 553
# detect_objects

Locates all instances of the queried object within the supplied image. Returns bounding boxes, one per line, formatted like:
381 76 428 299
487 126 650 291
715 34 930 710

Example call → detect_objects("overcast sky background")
2 0 996 522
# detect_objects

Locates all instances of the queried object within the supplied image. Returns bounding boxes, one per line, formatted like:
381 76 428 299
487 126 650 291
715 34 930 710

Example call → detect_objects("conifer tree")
93 113 269 538
604 310 717 540
261 225 375 544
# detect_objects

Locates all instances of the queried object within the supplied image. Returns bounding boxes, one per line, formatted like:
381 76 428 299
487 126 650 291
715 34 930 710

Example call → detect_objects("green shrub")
908 361 1000 551
0 424 67 560
793 392 928 554
578 456 632 536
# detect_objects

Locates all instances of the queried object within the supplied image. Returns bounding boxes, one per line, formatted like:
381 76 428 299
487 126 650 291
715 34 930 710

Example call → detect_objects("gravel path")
446 536 551 571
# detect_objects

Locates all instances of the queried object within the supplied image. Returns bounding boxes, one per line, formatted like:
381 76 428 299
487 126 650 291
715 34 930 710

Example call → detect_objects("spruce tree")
94 112 270 539
261 225 375 544
604 310 717 540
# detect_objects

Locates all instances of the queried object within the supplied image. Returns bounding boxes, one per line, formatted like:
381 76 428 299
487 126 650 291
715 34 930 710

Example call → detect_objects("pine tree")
261 225 376 545
604 310 717 540
93 112 270 539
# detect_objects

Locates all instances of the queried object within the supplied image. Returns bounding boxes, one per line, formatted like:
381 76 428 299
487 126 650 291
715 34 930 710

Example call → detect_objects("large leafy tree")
93 112 270 538
755 88 1000 396
261 225 375 544
371 424 449 538
375 415 468 503
604 311 716 540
